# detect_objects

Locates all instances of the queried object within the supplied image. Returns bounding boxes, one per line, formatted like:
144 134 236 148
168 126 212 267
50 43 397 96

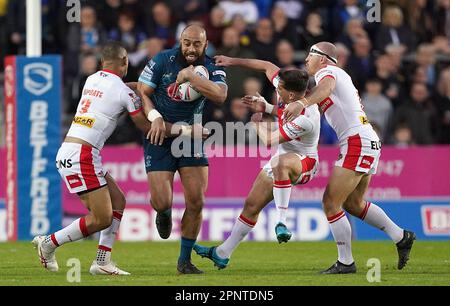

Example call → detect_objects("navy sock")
178 237 196 264
159 208 171 217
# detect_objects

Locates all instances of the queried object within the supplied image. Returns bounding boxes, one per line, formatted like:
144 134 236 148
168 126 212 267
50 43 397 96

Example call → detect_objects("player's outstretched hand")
250 112 263 123
147 117 166 145
191 123 210 139
283 101 304 122
242 92 267 113
176 65 195 84
214 55 233 67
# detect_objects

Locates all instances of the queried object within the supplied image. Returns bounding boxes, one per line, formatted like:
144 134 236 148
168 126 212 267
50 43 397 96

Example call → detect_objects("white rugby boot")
32 235 59 272
89 261 130 276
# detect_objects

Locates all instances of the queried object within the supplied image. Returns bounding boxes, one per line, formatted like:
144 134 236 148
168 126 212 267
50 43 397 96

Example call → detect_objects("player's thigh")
79 186 113 221
147 171 175 210
271 153 303 180
104 173 126 211
343 174 371 212
323 166 364 207
179 166 208 208
244 170 274 215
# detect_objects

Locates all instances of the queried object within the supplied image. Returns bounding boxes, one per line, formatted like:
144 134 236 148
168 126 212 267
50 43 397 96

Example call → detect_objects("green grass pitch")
0 241 449 286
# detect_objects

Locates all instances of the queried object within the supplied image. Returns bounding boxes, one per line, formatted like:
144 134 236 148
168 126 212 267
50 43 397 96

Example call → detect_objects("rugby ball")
177 65 209 102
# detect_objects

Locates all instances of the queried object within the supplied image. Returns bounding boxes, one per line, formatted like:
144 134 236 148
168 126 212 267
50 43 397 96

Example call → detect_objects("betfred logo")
421 206 450 236
24 63 53 96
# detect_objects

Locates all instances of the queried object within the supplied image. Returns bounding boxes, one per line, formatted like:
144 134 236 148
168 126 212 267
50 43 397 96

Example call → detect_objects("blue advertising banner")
4 55 62 240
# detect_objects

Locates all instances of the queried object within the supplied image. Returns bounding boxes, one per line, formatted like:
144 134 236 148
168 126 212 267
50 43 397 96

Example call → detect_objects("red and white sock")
273 180 292 224
359 201 404 243
43 217 90 251
328 211 354 265
96 211 123 266
216 214 256 259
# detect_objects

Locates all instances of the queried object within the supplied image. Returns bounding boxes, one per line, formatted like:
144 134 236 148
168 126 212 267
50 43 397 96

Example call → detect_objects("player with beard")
137 25 228 274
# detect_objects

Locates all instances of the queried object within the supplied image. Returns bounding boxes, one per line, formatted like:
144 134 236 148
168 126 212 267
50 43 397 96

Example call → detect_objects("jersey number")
80 98 91 114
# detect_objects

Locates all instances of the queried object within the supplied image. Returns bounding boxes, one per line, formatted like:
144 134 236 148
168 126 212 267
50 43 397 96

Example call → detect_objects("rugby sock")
178 237 196 264
216 214 255 259
43 217 90 251
359 201 404 243
328 211 354 265
273 180 292 224
96 210 123 266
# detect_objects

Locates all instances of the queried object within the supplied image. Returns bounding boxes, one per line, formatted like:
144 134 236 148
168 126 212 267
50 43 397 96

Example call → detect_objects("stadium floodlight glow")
26 0 42 57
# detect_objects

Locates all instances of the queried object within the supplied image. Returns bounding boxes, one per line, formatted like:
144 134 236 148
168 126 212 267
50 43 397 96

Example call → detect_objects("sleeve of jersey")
315 68 337 84
270 70 280 88
138 53 164 88
210 66 227 87
279 116 314 141
121 88 143 116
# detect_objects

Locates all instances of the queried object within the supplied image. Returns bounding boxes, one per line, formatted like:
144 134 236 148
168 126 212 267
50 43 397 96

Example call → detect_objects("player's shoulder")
149 48 177 64
204 55 224 71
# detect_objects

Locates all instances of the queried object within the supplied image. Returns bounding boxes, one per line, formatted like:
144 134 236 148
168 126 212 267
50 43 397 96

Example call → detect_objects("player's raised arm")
214 55 280 82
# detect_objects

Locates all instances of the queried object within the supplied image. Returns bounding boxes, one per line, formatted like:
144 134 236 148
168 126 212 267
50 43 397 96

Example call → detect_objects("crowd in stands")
1 0 450 146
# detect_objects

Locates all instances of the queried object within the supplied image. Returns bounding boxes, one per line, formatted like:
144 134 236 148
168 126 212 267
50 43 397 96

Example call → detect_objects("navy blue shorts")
143 136 208 172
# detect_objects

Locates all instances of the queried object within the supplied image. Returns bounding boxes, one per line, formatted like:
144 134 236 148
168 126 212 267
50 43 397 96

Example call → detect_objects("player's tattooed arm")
283 77 336 122
250 113 288 147
177 65 227 104
214 55 279 82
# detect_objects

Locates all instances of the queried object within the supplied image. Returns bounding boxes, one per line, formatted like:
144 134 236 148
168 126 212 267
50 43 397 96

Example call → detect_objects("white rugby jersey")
271 72 320 159
66 70 142 149
314 64 375 140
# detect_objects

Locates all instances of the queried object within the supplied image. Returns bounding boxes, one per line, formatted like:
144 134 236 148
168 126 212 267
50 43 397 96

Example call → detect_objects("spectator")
271 5 299 49
413 43 438 88
65 6 107 78
108 10 147 53
249 18 278 63
229 14 251 46
337 18 367 50
298 11 328 51
347 36 375 90
136 37 165 72
275 40 296 68
361 78 393 141
435 68 450 144
393 82 437 144
273 0 307 23
200 5 226 49
331 0 365 38
335 42 351 69
243 77 263 97
66 52 99 117
146 1 178 48
372 54 404 107
434 0 450 39
391 123 415 147
216 27 258 99
96 0 122 32
172 0 208 22
406 0 433 45
219 0 259 25
375 5 415 53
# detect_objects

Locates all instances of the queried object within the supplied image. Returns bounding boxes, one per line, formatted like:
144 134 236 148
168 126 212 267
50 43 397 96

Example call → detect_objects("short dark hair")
278 68 309 94
101 41 126 62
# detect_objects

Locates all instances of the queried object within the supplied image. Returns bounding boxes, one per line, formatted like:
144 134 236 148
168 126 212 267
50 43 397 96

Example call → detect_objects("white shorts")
56 142 107 194
263 152 318 185
335 130 381 174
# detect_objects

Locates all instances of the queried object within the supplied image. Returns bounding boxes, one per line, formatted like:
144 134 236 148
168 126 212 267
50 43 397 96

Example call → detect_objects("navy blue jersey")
138 48 227 124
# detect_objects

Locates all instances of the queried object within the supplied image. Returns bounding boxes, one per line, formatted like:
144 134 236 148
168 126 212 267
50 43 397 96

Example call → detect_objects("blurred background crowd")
1 0 450 147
